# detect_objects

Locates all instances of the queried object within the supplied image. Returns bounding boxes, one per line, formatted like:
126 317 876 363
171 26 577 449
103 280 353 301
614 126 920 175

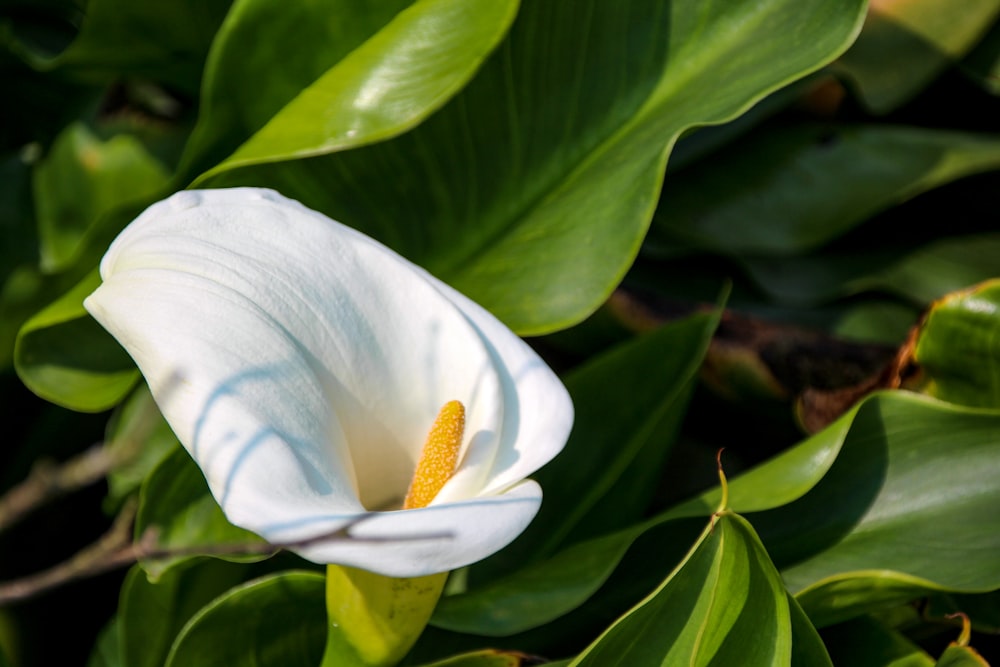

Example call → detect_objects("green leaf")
136 446 270 579
190 0 519 181
103 383 180 511
912 279 1000 408
569 513 794 667
789 593 835 667
31 0 232 94
821 616 934 667
834 0 1000 113
934 645 989 667
164 572 326 667
32 123 169 272
85 618 123 667
648 124 1000 257
180 0 516 179
119 560 250 667
743 233 1000 308
14 269 139 412
205 0 867 334
665 391 1000 626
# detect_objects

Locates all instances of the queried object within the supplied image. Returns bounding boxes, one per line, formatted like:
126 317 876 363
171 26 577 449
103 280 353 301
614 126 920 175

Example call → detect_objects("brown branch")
0 382 166 535
0 504 452 605
0 444 123 534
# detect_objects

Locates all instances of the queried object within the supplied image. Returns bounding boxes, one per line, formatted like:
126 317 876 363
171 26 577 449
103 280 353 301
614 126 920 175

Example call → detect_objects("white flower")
84 188 573 577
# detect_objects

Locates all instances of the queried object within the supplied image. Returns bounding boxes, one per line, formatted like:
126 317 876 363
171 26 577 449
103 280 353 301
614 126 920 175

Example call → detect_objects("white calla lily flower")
84 187 573 578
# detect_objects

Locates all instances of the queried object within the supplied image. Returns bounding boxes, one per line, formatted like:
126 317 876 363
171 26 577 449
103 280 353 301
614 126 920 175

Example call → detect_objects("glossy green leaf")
136 446 269 579
119 560 249 667
648 124 1000 257
822 616 934 667
32 123 169 272
14 270 139 411
912 279 1000 408
205 0 867 334
180 0 516 179
103 382 180 510
192 0 519 181
30 0 232 94
570 513 794 667
164 572 326 667
834 0 1000 113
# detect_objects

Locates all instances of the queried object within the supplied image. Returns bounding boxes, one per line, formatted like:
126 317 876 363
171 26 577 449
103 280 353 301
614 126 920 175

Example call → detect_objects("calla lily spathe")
84 188 573 577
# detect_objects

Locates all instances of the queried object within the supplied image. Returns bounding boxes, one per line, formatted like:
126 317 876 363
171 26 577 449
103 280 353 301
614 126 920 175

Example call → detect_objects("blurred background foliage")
3 0 1000 665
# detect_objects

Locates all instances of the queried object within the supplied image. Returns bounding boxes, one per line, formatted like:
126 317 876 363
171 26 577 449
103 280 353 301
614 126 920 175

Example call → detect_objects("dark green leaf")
821 616 934 667
32 0 232 94
85 617 123 667
136 446 269 579
119 560 250 667
649 124 1000 257
164 572 326 667
103 382 180 510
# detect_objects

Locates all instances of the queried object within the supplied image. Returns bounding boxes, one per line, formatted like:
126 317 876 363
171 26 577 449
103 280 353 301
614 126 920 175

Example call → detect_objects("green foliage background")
3 0 1000 665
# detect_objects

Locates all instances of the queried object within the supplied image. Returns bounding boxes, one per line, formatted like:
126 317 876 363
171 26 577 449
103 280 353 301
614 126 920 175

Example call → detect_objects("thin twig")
0 381 166 535
0 444 122 534
0 506 452 605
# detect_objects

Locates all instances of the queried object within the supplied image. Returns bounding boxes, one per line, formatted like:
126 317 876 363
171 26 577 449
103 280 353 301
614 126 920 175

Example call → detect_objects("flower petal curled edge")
84 187 573 577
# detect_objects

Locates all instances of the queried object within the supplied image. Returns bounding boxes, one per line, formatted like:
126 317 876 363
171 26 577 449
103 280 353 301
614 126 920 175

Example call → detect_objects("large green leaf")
180 0 517 179
164 572 326 667
647 124 1000 257
912 279 1000 408
744 393 1000 625
118 560 249 667
13 269 139 412
569 513 796 667
204 0 867 334
135 446 269 579
834 0 1000 113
